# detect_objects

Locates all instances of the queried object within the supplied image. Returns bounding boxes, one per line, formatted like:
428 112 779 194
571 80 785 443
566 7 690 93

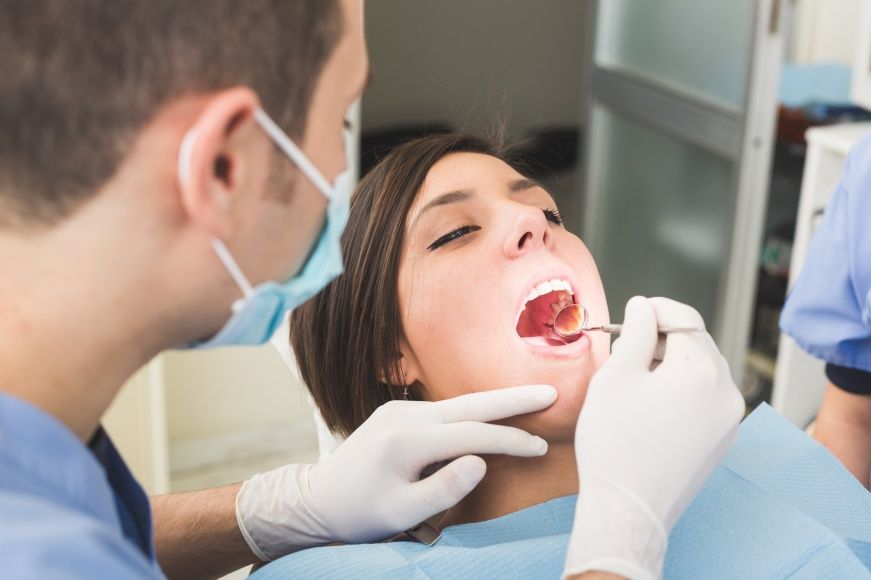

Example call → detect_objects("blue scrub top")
780 129 871 376
0 391 164 578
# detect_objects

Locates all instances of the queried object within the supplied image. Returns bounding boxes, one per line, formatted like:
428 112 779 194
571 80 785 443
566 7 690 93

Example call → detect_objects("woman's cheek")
405 276 445 337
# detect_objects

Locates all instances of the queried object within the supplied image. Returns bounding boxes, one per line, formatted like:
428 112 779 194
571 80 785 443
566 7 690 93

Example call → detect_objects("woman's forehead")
416 152 522 206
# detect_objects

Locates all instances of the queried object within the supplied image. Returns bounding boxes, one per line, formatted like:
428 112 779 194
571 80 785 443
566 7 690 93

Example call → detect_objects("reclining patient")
252 134 871 579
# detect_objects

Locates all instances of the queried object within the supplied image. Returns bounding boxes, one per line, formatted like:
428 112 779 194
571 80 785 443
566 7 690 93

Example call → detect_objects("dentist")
0 2 743 580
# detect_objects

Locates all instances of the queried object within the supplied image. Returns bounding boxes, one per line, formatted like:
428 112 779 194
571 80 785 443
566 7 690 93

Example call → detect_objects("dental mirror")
553 304 704 339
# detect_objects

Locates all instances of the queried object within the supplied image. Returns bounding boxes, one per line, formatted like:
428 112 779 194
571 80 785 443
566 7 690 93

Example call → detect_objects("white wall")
362 0 587 138
103 344 319 495
788 0 864 65
162 346 318 489
163 347 307 442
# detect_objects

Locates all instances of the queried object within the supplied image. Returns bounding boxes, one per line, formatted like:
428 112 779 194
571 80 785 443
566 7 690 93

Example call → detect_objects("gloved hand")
236 384 557 561
564 297 745 580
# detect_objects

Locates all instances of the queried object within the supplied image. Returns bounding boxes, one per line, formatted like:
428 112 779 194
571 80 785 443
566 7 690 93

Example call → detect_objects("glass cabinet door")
579 0 789 377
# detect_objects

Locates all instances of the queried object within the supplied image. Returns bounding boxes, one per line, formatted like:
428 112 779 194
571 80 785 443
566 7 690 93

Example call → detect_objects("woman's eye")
543 208 563 226
427 225 481 251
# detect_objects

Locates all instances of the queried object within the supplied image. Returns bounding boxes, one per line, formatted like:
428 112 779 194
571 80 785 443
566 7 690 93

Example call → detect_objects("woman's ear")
397 343 425 403
380 341 423 387
176 86 261 240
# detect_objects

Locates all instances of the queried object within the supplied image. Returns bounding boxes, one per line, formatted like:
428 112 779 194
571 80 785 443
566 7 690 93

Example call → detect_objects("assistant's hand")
236 384 557 561
564 297 745 580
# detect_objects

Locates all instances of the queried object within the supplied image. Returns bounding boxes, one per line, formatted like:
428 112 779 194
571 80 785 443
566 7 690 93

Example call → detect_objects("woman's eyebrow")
508 177 546 193
411 189 474 231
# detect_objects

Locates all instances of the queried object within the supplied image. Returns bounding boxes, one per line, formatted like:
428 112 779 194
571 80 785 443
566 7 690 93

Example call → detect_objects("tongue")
517 296 555 336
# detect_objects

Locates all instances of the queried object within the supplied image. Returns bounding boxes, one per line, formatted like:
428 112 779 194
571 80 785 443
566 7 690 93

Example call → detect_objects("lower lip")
519 332 591 360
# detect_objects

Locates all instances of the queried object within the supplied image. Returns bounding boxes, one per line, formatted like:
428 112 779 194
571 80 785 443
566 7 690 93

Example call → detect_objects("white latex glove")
564 297 745 580
236 384 557 561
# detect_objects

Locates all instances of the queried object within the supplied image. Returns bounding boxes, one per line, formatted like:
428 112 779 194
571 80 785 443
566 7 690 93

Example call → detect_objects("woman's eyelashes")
427 208 564 251
427 225 481 251
543 208 563 226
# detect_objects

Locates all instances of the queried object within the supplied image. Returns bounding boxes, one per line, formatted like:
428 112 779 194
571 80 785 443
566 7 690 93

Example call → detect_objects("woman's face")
397 152 609 442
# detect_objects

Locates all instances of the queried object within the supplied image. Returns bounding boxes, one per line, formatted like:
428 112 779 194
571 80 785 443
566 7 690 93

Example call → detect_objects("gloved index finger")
608 296 658 370
414 422 549 463
434 384 557 424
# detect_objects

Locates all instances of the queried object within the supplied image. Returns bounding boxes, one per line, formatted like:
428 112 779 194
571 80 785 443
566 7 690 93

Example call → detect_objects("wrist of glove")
563 476 666 580
236 463 330 562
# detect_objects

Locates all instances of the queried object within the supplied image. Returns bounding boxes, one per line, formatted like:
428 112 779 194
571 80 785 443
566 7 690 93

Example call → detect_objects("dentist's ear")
176 86 260 239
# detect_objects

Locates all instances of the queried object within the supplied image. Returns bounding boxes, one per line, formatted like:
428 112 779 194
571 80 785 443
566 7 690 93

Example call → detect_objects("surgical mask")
177 108 353 348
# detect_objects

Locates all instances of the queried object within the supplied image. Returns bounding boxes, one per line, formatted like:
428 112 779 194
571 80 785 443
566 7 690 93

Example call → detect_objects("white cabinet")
102 359 170 494
771 122 871 428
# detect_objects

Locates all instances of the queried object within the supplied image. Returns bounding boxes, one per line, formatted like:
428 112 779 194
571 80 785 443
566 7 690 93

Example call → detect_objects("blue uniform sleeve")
780 131 871 374
0 491 164 579
825 362 871 395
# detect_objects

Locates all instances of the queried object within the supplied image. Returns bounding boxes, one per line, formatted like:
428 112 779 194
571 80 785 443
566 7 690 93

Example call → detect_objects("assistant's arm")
152 483 255 580
813 379 871 489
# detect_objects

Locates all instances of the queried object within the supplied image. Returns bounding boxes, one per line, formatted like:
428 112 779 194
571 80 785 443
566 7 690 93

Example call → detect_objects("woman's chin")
501 382 587 443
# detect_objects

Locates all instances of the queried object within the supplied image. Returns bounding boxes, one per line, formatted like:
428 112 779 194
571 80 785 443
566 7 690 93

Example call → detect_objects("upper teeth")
525 278 574 304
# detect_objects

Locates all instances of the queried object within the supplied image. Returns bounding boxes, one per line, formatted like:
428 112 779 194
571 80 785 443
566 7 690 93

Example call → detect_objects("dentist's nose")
503 205 554 259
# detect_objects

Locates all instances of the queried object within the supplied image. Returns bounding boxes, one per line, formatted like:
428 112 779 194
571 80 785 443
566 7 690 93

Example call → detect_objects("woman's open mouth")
515 278 583 347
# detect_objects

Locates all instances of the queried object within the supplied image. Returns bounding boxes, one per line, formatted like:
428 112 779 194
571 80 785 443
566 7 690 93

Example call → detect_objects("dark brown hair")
290 132 531 437
0 0 341 227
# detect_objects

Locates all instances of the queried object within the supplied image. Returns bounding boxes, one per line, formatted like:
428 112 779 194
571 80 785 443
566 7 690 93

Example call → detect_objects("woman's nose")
503 205 554 259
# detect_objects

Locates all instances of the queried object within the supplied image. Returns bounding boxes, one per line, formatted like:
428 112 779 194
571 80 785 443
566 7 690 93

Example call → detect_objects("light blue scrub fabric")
780 128 871 373
0 392 164 579
251 404 871 580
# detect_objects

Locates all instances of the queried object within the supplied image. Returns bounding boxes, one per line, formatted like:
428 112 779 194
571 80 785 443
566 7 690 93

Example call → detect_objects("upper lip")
513 267 581 328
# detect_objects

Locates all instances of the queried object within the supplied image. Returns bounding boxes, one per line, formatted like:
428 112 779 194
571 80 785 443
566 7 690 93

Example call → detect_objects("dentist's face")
398 153 610 441
236 0 368 287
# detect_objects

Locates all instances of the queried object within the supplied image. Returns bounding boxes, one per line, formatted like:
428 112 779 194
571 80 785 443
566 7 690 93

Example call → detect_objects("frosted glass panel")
588 106 734 331
596 0 755 110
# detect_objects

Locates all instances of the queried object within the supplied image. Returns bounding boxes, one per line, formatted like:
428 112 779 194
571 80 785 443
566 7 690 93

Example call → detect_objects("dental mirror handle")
553 304 705 339
584 324 704 336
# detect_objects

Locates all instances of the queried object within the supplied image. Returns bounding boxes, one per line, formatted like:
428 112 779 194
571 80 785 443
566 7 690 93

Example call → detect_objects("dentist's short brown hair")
290 132 533 437
0 0 340 228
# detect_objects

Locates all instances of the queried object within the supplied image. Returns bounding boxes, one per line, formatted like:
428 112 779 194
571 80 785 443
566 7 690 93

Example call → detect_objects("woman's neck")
437 440 578 528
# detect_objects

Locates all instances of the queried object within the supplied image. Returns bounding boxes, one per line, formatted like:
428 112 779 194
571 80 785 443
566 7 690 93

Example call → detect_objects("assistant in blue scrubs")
0 392 163 578
779 128 871 488
780 129 871 392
